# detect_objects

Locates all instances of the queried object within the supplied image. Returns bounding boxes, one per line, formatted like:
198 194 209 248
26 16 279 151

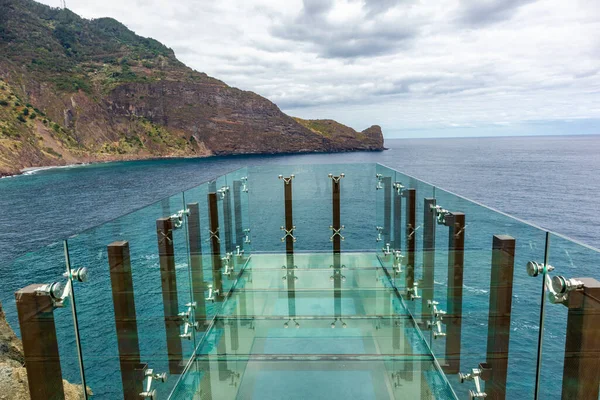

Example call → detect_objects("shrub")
14 101 20 107
25 103 32 108
44 147 63 158
29 113 36 119
22 108 29 116
0 100 8 106
17 115 26 123
52 123 61 132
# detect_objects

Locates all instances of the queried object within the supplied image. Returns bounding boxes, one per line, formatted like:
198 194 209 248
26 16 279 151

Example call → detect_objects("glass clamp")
328 173 345 183
280 226 297 242
278 174 295 185
35 267 88 309
458 367 488 399
168 208 189 230
329 225 345 241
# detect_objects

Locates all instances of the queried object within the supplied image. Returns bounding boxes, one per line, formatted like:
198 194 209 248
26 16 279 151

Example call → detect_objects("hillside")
0 0 384 176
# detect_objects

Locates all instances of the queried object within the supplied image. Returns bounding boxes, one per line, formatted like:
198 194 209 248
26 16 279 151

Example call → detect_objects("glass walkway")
172 253 455 399
4 164 600 400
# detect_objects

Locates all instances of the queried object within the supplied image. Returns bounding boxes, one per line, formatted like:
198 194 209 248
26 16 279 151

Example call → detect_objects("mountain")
0 0 384 176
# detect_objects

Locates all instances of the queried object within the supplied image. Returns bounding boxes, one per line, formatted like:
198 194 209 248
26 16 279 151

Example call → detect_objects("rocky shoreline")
0 145 385 178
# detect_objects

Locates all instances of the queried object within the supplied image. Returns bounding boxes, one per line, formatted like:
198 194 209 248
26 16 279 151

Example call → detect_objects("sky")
38 0 600 138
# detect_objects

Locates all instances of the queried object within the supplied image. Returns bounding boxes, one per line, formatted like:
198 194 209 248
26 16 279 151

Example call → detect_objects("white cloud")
38 0 600 137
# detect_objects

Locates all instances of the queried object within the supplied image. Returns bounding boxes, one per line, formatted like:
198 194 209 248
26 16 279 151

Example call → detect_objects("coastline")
2 147 386 179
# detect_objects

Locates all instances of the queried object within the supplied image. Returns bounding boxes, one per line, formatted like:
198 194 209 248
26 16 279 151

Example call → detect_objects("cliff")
0 0 384 176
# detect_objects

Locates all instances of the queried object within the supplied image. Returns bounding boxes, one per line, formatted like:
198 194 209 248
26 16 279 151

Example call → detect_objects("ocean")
0 134 599 399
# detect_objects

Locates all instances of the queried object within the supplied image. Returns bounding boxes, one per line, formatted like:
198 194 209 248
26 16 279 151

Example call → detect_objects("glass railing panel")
66 192 195 399
376 165 436 331
1 241 86 397
189 356 455 399
538 233 600 399
244 252 382 269
376 164 397 253
221 167 251 255
247 164 376 253
426 186 547 399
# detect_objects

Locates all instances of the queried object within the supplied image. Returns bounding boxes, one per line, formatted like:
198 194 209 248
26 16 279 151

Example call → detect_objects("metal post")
208 193 224 301
404 189 416 291
283 177 294 255
281 176 297 321
108 241 142 400
187 203 207 329
393 186 402 251
443 212 465 374
561 278 600 400
383 176 392 244
422 198 436 325
232 181 244 249
222 187 234 254
485 235 516 400
156 217 183 374
15 284 65 400
329 174 345 328
332 177 342 256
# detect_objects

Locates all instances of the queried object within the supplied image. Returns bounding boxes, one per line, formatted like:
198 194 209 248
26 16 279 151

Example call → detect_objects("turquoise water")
1 135 600 398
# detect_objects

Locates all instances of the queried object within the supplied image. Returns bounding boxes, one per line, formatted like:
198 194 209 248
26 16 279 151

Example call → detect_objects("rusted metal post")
443 212 465 374
283 177 295 256
332 176 342 256
404 188 416 291
156 217 183 374
393 185 402 251
15 284 65 400
221 186 234 254
108 241 142 400
422 198 436 325
232 180 244 249
383 176 392 244
208 193 224 301
281 175 297 320
485 235 516 400
328 174 345 328
187 203 207 329
561 278 600 400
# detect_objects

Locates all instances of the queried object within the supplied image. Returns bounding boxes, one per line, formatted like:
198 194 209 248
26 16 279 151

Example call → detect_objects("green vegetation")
51 75 92 93
0 100 8 106
43 147 63 158
22 108 29 116
17 115 26 123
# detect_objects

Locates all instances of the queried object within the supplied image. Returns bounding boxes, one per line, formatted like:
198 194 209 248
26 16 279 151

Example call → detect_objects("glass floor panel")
174 357 455 400
234 267 393 290
220 289 411 318
171 253 456 399
198 317 430 357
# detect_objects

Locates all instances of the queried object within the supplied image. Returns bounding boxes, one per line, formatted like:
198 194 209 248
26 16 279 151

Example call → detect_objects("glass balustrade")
2 163 599 400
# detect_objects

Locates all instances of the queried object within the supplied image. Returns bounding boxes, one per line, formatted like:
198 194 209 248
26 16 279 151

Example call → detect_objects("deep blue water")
1 134 599 399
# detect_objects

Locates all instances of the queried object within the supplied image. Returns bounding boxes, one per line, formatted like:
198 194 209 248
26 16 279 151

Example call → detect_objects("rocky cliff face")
0 0 384 176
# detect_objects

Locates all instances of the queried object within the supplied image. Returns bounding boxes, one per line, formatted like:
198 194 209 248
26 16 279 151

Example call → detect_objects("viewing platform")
6 164 600 400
